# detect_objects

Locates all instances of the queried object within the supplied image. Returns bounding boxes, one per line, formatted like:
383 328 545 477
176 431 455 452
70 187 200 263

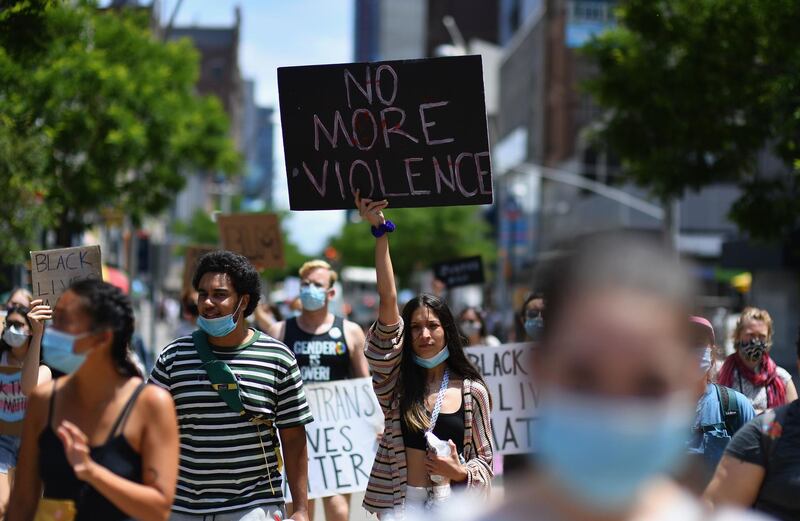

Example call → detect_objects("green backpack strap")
714 384 738 436
192 330 246 416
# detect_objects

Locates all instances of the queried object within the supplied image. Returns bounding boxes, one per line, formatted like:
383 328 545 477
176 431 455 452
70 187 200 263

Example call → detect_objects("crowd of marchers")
0 199 797 521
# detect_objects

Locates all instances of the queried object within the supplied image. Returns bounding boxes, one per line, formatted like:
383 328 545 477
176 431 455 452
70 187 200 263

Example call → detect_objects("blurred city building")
492 0 798 372
168 9 244 220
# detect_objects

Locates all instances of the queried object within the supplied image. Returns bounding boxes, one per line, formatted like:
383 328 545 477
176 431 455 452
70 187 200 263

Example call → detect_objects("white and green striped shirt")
149 329 312 514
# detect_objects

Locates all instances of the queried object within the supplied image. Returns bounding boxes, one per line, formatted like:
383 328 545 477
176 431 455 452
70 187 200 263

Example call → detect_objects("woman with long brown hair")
356 194 493 518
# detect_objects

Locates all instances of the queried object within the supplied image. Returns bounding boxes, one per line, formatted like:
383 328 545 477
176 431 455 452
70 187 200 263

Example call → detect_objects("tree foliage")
583 0 800 239
329 206 496 287
0 0 240 261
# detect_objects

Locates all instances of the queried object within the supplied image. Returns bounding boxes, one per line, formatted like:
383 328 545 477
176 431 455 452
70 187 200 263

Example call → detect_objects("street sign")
278 55 493 210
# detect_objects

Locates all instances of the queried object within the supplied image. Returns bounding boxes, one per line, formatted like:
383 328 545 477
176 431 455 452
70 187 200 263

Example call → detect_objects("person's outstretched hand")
57 420 97 482
356 190 389 229
27 299 52 338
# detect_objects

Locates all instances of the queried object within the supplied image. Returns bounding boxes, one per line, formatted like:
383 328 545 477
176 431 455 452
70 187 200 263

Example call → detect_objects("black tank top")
38 381 146 521
285 316 350 382
401 399 466 455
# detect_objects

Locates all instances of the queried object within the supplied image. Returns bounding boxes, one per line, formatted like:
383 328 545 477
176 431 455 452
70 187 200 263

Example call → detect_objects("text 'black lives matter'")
278 55 493 210
433 255 485 288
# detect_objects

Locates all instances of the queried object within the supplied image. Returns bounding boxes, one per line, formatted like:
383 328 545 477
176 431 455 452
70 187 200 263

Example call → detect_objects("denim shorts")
0 434 21 473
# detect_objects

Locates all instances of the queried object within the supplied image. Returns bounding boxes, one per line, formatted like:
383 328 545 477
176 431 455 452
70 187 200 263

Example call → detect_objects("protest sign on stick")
433 255 485 288
30 245 102 307
283 377 383 500
182 245 218 291
217 213 285 270
465 343 538 455
278 55 493 210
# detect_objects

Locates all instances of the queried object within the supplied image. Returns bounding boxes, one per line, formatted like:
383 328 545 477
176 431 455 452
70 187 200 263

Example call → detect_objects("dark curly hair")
69 279 141 377
192 250 261 317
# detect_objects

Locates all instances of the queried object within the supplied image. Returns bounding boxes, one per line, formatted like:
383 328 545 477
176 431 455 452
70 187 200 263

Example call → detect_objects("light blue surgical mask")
42 328 91 374
413 346 450 369
299 285 328 312
2 325 29 349
197 298 243 338
524 316 544 340
533 389 693 512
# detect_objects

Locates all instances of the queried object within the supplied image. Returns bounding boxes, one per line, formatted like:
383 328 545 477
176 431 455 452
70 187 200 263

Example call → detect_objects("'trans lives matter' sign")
278 55 493 210
433 255 485 288
465 343 538 455
30 245 103 307
283 377 383 500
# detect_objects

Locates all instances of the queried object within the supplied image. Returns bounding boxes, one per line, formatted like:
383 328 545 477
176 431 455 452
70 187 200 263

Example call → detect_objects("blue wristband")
371 220 396 238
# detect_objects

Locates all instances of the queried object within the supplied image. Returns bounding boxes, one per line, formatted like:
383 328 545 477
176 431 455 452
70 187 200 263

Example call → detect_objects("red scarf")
718 352 787 408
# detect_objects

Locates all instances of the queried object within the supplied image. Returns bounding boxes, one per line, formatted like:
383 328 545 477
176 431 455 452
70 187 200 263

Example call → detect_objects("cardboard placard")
0 365 25 436
283 377 383 500
217 213 285 270
30 245 102 307
182 245 218 291
278 55 493 210
433 255 485 288
465 343 538 455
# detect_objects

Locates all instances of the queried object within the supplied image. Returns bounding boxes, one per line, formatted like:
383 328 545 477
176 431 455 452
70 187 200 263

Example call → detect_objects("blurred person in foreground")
717 307 797 414
357 194 493 517
704 328 800 521
458 307 500 347
685 316 754 492
262 259 368 521
469 234 768 521
8 279 178 521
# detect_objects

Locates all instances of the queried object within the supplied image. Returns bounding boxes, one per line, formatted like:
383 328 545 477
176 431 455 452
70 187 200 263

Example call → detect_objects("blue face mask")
413 346 450 369
197 298 243 338
42 328 91 374
3 325 29 349
533 389 692 512
299 285 328 311
524 316 544 340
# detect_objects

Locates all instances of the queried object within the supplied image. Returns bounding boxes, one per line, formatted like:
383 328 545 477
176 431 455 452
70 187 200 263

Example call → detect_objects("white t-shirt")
730 365 793 412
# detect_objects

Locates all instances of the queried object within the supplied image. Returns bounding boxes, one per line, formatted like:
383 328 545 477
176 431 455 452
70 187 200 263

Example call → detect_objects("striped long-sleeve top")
362 319 494 515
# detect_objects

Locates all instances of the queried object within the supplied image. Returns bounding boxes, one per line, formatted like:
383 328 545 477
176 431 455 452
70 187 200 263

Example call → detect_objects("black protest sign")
30 245 103 307
278 55 493 210
433 255 485 288
465 343 538 455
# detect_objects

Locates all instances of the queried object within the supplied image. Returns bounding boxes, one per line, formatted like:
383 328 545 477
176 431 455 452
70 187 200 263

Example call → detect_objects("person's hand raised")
356 190 389 229
27 299 52 338
57 420 97 482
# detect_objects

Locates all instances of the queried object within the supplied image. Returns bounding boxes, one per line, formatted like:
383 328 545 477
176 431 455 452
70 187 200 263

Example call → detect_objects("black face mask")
738 339 768 363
